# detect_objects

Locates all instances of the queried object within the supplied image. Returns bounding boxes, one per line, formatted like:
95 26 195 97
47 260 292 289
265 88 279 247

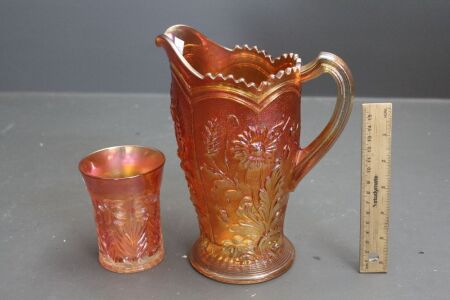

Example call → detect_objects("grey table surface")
0 93 449 300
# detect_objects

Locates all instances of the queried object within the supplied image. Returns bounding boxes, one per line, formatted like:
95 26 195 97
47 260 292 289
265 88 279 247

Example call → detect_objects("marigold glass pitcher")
156 25 354 284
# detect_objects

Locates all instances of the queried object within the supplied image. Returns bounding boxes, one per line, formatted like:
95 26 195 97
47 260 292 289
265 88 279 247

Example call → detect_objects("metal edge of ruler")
359 103 392 273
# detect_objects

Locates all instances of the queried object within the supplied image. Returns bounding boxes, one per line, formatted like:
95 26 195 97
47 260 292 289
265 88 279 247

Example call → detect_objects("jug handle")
290 52 354 189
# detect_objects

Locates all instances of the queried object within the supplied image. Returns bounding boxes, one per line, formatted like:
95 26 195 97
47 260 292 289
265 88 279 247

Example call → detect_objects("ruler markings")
359 103 392 273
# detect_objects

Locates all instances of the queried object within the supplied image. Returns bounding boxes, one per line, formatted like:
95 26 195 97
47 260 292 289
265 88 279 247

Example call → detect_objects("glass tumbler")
79 145 165 273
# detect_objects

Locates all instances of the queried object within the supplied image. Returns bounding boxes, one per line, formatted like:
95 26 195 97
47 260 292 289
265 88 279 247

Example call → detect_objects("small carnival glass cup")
79 145 165 273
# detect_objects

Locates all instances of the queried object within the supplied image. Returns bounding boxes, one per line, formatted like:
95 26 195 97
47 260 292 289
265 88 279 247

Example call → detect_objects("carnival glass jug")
156 25 354 284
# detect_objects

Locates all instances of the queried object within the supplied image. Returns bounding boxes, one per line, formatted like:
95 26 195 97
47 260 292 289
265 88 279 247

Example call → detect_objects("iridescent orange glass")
156 25 354 284
79 145 165 273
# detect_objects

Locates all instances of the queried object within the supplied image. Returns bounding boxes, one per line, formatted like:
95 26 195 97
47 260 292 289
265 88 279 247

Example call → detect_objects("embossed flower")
232 126 279 169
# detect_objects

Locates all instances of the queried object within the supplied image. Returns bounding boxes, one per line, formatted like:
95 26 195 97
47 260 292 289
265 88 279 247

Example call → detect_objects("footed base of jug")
189 236 295 284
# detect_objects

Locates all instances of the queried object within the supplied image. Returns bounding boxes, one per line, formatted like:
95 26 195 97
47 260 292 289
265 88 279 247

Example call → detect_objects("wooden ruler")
359 103 392 273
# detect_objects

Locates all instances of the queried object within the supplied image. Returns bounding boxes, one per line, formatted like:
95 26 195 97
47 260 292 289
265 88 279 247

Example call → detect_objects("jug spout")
156 25 302 97
155 25 205 83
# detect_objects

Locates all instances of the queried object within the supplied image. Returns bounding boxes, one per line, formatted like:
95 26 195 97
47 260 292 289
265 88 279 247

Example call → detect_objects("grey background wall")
1 0 449 98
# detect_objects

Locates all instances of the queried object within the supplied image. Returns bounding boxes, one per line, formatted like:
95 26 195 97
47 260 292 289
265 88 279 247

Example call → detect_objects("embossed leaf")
232 196 264 240
204 118 220 156
101 198 151 262
201 163 230 182
258 166 284 226
256 166 287 251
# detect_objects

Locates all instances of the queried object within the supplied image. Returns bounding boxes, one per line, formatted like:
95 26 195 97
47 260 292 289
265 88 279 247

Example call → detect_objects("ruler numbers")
360 103 392 273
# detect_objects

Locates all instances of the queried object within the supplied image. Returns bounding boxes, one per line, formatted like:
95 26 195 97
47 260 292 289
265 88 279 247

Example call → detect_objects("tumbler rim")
78 145 165 181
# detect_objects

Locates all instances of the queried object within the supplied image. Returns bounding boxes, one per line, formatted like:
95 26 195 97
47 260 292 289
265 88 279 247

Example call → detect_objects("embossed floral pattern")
169 80 301 265
232 126 279 169
199 116 298 262
251 167 286 251
94 195 161 263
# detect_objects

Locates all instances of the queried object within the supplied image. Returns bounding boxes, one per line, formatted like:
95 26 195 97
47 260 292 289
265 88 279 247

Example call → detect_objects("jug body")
170 74 300 283
157 25 354 284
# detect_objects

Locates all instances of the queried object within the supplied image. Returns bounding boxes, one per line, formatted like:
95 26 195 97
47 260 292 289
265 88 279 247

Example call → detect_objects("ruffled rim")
203 44 301 91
